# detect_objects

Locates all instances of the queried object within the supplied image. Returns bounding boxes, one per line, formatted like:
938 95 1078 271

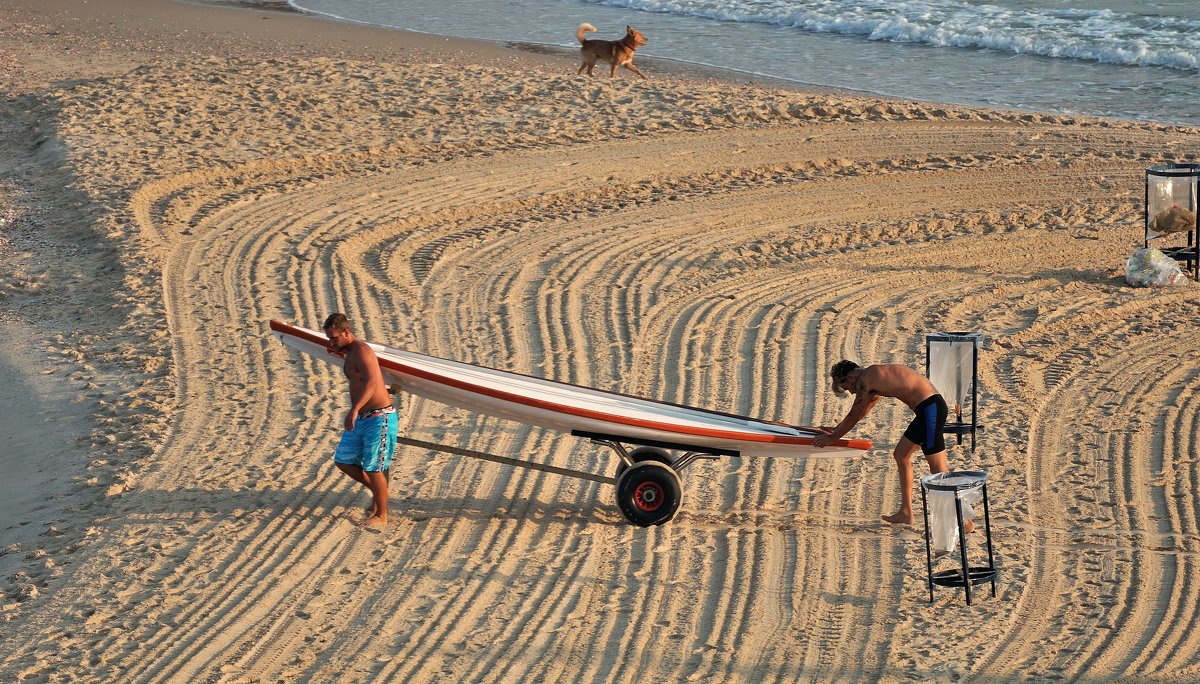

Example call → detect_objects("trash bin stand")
921 471 998 605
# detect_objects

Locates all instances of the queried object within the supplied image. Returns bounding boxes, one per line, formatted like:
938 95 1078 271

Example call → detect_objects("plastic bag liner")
922 473 983 555
1125 247 1189 288
927 336 975 423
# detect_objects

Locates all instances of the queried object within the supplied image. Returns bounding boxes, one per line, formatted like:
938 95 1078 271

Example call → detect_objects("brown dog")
576 23 648 79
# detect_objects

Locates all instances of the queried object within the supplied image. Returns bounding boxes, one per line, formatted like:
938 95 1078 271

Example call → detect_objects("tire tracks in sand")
9 71 1200 681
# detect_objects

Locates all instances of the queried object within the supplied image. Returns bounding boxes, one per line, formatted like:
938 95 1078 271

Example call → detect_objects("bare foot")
360 515 387 528
882 511 914 525
964 518 976 534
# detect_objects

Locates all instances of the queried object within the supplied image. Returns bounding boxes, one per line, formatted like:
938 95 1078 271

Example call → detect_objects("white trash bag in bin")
922 473 983 555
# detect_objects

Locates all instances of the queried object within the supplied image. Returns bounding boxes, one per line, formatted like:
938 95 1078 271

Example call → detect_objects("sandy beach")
2 0 1200 681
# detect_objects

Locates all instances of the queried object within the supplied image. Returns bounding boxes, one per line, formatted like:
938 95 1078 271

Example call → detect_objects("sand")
2 0 1199 681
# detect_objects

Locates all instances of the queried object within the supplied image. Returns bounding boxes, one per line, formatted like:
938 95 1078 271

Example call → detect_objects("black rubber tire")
615 461 682 527
628 446 673 466
615 446 674 478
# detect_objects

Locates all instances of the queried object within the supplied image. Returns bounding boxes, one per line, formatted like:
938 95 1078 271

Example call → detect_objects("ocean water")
283 0 1199 125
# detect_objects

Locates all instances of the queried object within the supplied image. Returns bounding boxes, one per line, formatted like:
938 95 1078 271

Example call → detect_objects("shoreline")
198 0 1198 127
234 0 867 97
182 0 1000 118
7 0 822 93
8 0 1188 124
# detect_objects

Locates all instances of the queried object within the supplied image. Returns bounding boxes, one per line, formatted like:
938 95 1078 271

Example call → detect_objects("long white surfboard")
270 320 872 459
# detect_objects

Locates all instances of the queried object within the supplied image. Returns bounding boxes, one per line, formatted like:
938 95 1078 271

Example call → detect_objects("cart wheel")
616 446 675 477
615 461 682 527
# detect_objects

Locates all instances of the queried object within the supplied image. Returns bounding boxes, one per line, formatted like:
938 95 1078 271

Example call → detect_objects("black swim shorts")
903 394 948 456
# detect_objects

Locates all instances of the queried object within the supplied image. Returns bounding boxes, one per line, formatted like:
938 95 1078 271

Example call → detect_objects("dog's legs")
623 62 647 80
579 56 596 76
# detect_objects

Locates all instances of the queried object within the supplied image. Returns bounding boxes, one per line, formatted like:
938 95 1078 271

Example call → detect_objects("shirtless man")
812 359 949 525
323 313 397 528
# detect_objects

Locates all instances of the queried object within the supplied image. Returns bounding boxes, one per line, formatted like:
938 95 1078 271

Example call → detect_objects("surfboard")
269 320 871 459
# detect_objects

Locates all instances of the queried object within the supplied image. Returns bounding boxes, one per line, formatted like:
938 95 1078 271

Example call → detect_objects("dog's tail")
577 23 597 44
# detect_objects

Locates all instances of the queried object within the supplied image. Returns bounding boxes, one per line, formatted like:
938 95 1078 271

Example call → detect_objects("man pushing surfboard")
813 359 956 526
323 313 398 528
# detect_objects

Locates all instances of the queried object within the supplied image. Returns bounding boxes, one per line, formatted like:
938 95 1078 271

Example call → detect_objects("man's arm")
348 347 384 412
343 343 386 430
825 391 880 440
813 378 880 447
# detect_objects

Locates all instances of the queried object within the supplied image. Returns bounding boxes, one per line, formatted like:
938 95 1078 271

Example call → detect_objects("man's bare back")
849 364 937 410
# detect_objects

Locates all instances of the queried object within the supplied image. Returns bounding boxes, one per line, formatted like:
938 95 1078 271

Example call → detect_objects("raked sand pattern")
3 54 1200 682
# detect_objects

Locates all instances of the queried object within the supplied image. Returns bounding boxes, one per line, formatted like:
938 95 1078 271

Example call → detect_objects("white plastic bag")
923 474 983 555
1125 247 1189 288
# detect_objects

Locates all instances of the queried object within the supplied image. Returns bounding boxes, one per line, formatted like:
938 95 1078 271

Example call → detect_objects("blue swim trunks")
903 394 948 456
334 405 397 472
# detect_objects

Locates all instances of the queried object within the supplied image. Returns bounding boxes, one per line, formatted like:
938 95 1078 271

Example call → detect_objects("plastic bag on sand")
1125 247 1188 288
925 479 982 556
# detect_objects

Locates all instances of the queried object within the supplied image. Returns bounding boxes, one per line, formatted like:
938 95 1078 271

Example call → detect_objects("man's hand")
813 433 836 448
344 409 356 432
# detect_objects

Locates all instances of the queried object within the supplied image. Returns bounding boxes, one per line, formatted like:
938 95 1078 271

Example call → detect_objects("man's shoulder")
868 363 913 376
347 340 377 358
859 364 901 394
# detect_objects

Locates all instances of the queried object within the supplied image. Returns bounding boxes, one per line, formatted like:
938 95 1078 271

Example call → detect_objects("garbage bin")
925 332 983 451
921 470 997 605
1145 164 1199 280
